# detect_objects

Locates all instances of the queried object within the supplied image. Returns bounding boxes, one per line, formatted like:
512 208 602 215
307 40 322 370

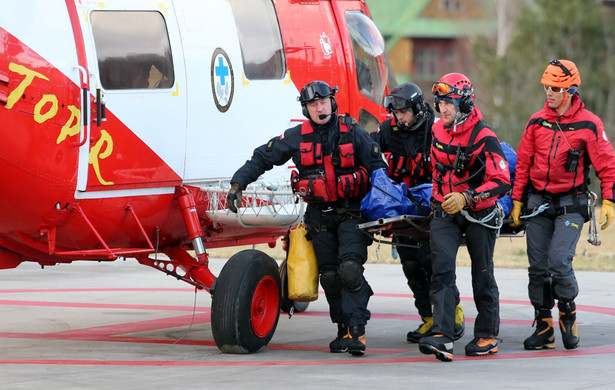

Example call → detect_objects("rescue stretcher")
357 192 603 248
356 214 527 247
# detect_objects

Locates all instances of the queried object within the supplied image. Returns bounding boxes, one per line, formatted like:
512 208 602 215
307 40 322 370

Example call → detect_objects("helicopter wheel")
211 249 281 354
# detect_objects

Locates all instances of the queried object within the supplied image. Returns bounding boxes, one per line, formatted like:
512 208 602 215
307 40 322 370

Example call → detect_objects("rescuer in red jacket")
371 83 465 343
418 73 511 362
510 59 615 351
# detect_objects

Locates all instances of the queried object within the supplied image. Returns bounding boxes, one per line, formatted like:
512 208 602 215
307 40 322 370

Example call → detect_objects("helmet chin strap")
391 110 416 131
554 91 572 113
391 110 399 125
391 111 407 130
451 105 469 129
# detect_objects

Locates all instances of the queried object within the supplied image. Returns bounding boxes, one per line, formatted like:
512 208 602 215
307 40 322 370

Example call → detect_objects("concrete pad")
1 258 614 389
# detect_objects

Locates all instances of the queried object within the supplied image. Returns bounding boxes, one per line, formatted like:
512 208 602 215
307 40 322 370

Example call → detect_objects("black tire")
279 259 310 314
211 249 281 354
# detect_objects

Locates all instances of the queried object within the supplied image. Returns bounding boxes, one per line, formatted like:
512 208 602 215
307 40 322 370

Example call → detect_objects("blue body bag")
406 183 432 216
360 168 414 221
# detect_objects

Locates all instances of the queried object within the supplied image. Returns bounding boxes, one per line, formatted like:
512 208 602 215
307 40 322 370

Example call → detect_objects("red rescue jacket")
512 94 615 202
431 107 511 211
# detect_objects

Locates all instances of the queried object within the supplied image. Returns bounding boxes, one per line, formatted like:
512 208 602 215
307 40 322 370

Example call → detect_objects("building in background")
366 0 496 94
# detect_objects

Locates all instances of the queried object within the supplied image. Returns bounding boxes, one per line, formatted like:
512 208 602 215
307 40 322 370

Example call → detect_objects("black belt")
432 204 449 218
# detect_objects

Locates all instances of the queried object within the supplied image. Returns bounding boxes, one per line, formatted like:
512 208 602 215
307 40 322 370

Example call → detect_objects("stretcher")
356 214 526 247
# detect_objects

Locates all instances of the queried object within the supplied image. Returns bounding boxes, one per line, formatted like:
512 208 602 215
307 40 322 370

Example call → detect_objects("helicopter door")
77 1 186 195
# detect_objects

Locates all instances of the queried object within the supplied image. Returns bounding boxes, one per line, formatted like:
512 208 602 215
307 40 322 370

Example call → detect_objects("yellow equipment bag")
287 223 319 302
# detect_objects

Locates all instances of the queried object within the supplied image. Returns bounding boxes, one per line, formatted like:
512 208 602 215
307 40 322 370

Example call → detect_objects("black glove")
227 182 243 213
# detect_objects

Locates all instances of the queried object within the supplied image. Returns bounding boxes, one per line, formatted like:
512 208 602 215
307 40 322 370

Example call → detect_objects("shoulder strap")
466 120 487 152
340 113 354 134
338 114 355 145
420 122 432 163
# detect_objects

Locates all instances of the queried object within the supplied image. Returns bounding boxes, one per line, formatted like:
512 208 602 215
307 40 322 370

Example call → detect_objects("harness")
432 120 509 232
291 115 368 205
522 185 590 221
434 120 487 194
382 118 431 187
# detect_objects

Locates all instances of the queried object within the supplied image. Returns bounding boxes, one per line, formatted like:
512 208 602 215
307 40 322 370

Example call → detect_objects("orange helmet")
541 59 581 89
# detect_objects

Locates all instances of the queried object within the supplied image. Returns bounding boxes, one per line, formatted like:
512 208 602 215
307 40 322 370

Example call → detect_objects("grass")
207 208 615 272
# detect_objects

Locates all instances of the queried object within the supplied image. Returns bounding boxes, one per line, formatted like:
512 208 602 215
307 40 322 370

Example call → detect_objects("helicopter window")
358 109 381 134
229 0 285 80
91 11 175 90
345 12 390 105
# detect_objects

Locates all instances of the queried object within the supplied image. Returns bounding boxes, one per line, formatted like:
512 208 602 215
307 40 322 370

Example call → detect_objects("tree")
473 0 615 147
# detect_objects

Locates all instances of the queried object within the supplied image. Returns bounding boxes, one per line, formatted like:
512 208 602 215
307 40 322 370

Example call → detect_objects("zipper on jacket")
552 135 561 160
543 125 559 192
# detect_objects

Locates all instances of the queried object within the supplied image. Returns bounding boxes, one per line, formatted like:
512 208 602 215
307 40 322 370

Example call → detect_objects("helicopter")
0 0 395 353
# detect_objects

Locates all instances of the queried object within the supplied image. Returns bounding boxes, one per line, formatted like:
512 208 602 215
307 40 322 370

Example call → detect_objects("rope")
460 203 505 235
520 202 550 220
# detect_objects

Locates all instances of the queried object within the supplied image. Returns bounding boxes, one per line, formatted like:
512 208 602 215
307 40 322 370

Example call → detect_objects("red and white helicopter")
0 0 394 353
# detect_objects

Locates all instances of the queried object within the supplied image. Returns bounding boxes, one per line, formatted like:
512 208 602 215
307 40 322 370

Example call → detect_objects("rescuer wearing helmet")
227 80 387 356
510 60 615 351
418 73 511 362
371 83 465 343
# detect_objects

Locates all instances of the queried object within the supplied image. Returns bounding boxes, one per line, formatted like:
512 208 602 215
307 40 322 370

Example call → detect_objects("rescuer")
418 73 510 362
227 80 387 356
371 82 465 343
510 59 615 351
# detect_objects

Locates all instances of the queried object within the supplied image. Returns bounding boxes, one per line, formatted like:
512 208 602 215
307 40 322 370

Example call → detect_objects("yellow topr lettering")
88 130 115 186
57 105 81 143
6 63 49 109
34 94 58 123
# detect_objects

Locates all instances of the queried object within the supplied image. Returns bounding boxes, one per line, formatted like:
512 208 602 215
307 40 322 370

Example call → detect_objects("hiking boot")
348 325 366 356
465 337 499 356
329 323 350 353
558 301 580 350
418 334 454 362
454 303 465 341
407 316 433 343
524 308 555 350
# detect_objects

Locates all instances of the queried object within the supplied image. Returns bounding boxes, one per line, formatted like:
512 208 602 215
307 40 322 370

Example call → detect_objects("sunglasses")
543 85 566 93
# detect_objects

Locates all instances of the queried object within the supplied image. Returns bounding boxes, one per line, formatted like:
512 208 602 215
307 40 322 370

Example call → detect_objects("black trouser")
430 208 500 339
393 235 432 318
304 204 373 327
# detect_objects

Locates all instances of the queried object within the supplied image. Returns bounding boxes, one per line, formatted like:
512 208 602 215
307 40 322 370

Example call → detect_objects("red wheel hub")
251 275 279 337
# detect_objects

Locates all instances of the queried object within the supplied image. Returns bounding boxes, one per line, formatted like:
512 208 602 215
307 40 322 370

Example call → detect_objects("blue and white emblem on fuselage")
211 47 234 112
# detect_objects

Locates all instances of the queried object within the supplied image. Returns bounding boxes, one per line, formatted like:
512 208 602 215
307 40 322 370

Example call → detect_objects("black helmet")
383 83 427 131
298 80 339 119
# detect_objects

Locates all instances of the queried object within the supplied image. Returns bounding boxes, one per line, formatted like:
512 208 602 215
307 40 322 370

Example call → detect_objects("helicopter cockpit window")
91 11 175 90
229 0 285 80
345 12 391 105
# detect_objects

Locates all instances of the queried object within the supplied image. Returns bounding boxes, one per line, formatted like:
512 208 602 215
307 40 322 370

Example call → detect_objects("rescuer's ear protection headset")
458 85 474 114
301 98 338 118
434 94 473 114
